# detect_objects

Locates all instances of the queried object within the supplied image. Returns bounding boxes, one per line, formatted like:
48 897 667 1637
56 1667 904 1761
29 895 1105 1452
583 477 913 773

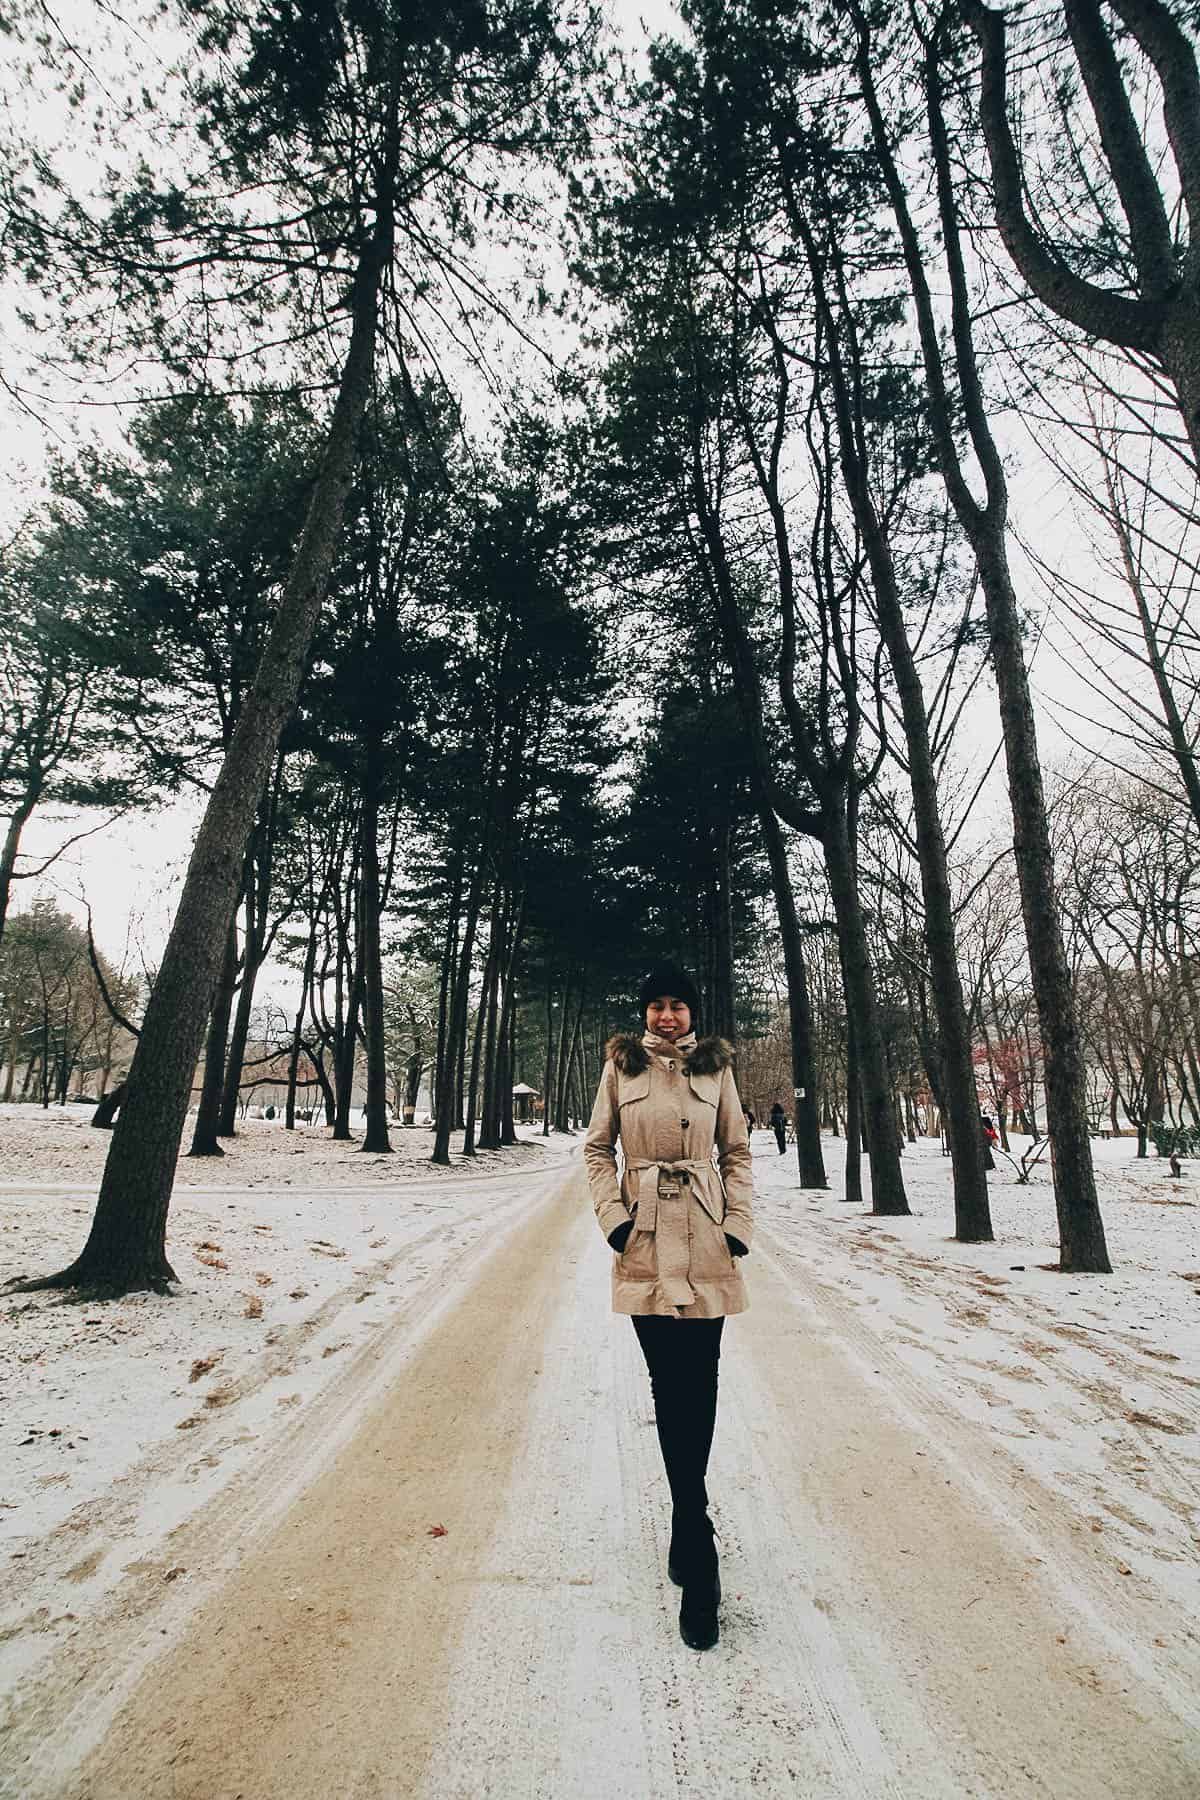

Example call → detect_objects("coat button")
681 1119 690 1128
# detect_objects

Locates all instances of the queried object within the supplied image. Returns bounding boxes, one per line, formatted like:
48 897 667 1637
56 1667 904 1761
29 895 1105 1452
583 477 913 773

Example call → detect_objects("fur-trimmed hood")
605 1032 734 1077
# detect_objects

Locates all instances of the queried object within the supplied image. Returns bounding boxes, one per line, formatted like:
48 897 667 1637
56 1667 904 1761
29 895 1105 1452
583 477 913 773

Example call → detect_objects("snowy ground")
0 1120 1196 1796
0 1103 554 1189
753 1130 1200 1628
0 1114 572 1687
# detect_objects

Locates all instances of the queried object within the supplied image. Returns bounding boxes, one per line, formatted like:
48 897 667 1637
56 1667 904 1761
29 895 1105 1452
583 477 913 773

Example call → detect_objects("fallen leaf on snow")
164 1566 186 1581
288 1288 310 1300
427 1523 448 1537
195 1241 223 1252
175 1416 203 1431
195 1254 228 1271
189 1355 222 1383
253 1272 273 1287
243 1295 263 1319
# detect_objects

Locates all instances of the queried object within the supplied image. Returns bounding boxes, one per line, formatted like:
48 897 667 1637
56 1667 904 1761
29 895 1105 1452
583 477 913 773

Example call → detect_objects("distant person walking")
584 963 753 1653
769 1100 788 1155
979 1110 997 1172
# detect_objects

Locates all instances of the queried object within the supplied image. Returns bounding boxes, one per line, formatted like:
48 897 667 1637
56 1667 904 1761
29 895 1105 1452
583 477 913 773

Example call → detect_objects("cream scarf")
642 1030 697 1061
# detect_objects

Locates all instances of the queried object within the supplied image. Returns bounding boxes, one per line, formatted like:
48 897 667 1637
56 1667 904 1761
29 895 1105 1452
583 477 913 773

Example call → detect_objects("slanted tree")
6 0 594 1295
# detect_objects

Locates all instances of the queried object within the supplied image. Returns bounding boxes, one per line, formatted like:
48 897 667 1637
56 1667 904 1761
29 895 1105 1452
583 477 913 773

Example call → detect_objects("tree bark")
91 1081 126 1129
285 931 318 1131
359 746 392 1154
432 837 492 1164
500 1001 518 1145
542 985 556 1138
16 200 394 1294
822 795 909 1214
476 888 508 1151
976 536 1110 1268
844 1013 863 1204
0 790 37 953
755 795 827 1187
188 917 240 1157
332 943 364 1141
463 887 502 1157
217 884 257 1138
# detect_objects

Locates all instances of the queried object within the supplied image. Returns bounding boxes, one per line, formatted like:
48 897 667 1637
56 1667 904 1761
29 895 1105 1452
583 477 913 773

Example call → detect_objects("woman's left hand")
725 1232 748 1258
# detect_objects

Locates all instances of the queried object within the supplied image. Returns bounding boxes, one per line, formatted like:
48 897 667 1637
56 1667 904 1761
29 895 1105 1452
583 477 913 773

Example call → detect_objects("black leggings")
631 1315 725 1518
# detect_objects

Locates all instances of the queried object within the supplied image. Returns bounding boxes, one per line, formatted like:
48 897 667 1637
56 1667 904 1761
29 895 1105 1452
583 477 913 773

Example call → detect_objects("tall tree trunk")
976 536 1110 1268
217 883 257 1138
542 985 556 1138
463 892 502 1157
476 889 507 1151
484 890 525 1149
14 210 394 1294
188 918 240 1158
844 1016 863 1205
558 989 586 1129
755 795 827 1187
359 749 392 1154
856 24 1109 1272
0 791 37 953
285 932 318 1131
500 1002 518 1145
306 1042 336 1128
552 976 574 1130
431 856 463 1135
433 839 492 1165
823 800 909 1215
333 947 364 1141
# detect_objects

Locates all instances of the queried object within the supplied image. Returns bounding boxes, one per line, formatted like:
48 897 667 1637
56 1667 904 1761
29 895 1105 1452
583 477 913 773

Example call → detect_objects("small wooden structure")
512 1081 540 1123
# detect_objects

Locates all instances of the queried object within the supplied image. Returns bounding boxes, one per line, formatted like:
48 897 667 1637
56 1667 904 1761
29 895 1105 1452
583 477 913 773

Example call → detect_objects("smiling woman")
583 960 753 1653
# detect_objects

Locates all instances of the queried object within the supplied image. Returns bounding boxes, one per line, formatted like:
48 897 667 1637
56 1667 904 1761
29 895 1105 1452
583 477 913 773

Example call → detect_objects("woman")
584 963 753 1652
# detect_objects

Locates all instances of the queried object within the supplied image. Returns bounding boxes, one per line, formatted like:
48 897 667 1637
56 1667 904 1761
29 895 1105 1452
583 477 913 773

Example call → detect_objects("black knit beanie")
638 963 700 1025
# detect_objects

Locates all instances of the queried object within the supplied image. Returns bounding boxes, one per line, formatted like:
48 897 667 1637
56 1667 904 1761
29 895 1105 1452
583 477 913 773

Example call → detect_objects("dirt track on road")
5 1164 1197 1798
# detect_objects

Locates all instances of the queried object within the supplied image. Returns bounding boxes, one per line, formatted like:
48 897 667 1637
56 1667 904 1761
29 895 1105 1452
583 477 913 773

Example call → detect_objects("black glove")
608 1221 634 1254
725 1233 749 1258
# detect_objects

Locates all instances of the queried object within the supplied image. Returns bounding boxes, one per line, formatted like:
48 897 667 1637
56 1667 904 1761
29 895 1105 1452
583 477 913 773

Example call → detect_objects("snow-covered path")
3 1157 1196 1799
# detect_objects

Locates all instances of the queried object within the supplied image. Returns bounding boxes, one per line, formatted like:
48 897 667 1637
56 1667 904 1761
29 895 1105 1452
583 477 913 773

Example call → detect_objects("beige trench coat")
583 1032 754 1318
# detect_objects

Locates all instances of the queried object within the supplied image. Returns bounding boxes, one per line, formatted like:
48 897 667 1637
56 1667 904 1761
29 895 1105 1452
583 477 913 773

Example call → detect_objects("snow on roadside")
755 1130 1200 1633
0 1105 556 1189
0 1117 575 1697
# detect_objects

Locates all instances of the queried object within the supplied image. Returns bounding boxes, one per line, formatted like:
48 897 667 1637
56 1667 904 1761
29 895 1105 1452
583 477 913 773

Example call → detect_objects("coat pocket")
619 1215 657 1279
687 1193 734 1278
616 1068 651 1108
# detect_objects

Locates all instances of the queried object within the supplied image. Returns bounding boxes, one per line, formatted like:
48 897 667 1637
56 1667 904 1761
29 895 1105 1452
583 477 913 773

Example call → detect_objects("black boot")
676 1514 720 1651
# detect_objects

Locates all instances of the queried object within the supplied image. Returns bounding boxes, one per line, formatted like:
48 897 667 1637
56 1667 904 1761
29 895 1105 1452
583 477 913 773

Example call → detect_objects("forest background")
1 0 1198 1292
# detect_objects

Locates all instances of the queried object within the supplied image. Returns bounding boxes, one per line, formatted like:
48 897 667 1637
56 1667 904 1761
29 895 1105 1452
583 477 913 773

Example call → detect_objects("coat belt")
623 1157 715 1233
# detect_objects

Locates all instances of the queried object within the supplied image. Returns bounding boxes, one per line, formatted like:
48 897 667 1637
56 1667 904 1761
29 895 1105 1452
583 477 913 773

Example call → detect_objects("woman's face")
645 995 691 1040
